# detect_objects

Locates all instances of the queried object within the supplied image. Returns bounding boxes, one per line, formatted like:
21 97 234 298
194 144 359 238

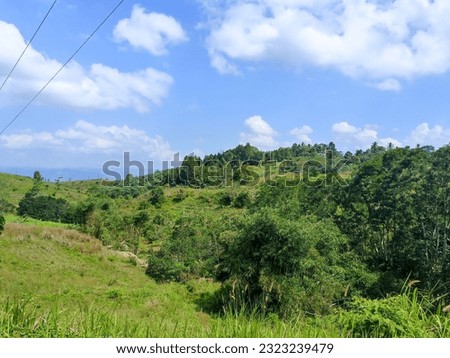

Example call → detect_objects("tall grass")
3 290 448 338
0 297 343 338
337 287 450 338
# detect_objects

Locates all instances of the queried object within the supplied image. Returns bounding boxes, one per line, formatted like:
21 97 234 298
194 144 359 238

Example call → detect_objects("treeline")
109 141 387 188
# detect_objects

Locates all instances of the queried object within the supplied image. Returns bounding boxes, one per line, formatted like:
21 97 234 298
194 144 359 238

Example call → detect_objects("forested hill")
1 142 450 337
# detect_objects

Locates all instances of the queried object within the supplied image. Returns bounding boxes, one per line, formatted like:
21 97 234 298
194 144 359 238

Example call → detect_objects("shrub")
149 187 165 208
146 213 238 283
218 209 375 317
18 193 69 222
217 191 233 206
172 189 188 203
0 199 15 214
338 290 432 337
232 191 250 208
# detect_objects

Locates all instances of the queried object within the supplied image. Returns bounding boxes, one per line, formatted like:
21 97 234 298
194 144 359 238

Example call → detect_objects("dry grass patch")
4 223 102 255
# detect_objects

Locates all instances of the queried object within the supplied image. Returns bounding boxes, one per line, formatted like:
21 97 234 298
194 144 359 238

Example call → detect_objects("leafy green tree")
251 179 297 216
149 187 165 207
146 214 224 282
65 201 95 226
219 209 375 316
178 155 203 187
18 191 69 222
336 146 450 294
33 170 43 183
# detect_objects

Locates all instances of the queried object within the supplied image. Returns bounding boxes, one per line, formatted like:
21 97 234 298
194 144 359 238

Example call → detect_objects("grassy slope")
0 173 91 207
0 222 342 338
0 222 212 337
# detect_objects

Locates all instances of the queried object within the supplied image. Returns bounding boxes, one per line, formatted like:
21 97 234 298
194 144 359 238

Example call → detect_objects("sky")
1 0 450 178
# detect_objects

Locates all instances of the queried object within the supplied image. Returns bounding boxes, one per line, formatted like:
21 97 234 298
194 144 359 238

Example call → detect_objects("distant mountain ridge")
0 167 104 181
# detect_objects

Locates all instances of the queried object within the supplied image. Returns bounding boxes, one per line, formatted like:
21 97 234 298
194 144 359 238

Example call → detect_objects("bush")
18 193 69 222
149 187 165 207
65 202 95 226
338 290 432 337
217 191 233 206
146 214 222 282
0 199 15 214
172 189 188 203
218 209 375 317
233 191 250 208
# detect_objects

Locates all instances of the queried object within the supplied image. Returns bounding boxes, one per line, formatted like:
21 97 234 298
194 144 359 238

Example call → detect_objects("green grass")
0 172 93 207
4 214 70 228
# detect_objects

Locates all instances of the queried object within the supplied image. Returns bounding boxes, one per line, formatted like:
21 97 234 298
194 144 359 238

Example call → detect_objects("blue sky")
1 0 450 175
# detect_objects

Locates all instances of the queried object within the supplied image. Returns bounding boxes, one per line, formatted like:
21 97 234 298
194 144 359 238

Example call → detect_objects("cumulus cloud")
113 5 188 56
0 120 174 160
0 21 173 112
407 122 450 147
290 125 313 144
332 121 401 150
240 115 278 149
203 0 450 87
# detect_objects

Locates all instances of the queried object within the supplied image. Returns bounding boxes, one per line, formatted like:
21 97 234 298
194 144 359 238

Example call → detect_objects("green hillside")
1 143 450 338
0 221 350 338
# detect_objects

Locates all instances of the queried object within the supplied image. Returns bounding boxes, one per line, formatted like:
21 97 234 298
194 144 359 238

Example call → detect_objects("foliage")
336 146 450 294
233 191 251 208
65 201 95 226
18 192 69 222
149 187 165 208
0 199 15 214
172 189 188 203
146 213 224 282
337 288 442 338
218 209 375 317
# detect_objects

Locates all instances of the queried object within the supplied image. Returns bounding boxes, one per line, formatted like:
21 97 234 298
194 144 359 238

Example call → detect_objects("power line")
0 0 126 136
0 0 58 92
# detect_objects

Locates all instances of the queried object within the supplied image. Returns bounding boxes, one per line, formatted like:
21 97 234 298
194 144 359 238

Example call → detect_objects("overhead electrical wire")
0 0 125 136
0 0 58 92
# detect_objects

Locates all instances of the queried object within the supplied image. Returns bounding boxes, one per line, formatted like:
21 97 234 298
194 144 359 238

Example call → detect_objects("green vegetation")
1 142 450 337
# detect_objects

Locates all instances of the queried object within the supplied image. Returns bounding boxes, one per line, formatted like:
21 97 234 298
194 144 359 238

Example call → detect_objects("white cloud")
240 115 278 149
332 121 358 134
332 121 401 150
113 5 188 56
0 120 174 160
0 132 63 149
374 79 402 92
407 122 450 147
290 125 313 144
0 21 173 112
203 0 450 87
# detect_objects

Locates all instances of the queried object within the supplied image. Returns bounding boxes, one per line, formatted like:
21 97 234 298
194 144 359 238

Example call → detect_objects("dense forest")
1 141 450 337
